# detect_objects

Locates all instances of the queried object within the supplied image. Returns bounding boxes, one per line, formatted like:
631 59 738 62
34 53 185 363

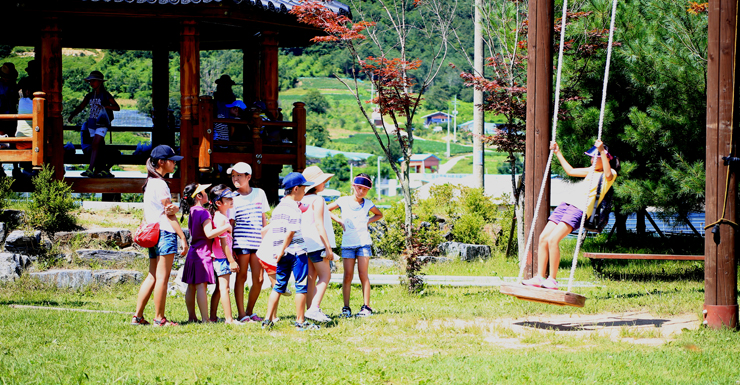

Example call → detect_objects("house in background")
421 111 451 127
400 154 440 174
458 120 499 135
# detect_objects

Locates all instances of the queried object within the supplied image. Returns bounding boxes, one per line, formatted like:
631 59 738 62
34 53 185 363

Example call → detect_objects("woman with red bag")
132 145 189 326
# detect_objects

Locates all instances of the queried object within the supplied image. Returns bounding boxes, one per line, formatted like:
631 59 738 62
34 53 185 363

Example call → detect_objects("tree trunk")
400 167 413 251
636 209 646 235
614 210 628 240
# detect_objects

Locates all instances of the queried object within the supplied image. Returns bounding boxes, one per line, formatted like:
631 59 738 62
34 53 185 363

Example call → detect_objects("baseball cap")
226 100 247 110
282 172 314 190
227 162 252 175
150 145 183 161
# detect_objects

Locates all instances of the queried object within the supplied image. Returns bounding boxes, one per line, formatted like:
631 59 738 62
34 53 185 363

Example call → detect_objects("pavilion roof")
81 0 351 18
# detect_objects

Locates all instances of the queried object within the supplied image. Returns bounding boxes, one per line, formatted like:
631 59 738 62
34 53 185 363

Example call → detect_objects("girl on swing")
523 139 619 290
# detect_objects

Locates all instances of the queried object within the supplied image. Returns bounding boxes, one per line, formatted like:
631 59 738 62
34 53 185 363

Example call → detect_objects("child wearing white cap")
228 162 270 323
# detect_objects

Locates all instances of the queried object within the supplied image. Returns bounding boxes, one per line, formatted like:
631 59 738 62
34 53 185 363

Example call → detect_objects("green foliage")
304 89 330 114
319 154 350 182
372 201 407 258
0 177 14 211
307 119 330 147
451 213 490 245
25 166 78 236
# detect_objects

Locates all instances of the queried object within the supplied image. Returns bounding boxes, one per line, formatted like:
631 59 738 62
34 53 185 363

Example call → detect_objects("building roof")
399 154 440 162
421 111 451 119
306 145 373 161
81 0 351 17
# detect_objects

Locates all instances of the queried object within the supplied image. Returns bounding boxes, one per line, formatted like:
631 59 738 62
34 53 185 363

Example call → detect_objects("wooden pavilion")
0 0 350 200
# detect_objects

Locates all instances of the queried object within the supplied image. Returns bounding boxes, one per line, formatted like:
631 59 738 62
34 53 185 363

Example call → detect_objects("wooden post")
198 96 213 172
704 0 739 330
40 19 63 179
251 110 263 181
260 31 279 119
180 20 200 191
243 39 260 105
31 92 45 169
152 45 171 147
293 102 306 173
523 0 553 279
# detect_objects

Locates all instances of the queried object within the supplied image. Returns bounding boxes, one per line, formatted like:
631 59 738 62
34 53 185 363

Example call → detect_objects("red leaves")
291 0 375 42
687 1 708 14
363 57 421 116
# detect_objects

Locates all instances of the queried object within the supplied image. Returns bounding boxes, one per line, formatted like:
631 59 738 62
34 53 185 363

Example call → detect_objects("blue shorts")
274 253 308 294
233 248 257 256
341 245 372 259
148 230 178 259
213 258 232 277
307 250 326 264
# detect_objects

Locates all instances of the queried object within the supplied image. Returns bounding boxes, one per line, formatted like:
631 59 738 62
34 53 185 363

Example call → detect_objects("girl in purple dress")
180 183 232 323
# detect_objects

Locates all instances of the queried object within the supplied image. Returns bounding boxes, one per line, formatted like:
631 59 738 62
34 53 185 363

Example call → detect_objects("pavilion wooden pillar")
40 19 63 180
152 44 172 147
243 39 260 105
523 0 554 279
260 31 279 119
180 20 200 192
704 0 739 329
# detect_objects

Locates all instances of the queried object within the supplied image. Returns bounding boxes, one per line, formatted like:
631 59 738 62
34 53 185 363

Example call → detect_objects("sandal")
94 170 114 178
130 316 150 326
153 317 179 327
80 169 94 177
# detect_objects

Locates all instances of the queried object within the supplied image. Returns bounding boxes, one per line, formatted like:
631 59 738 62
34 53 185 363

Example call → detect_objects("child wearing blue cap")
523 139 619 290
261 172 318 331
328 173 384 317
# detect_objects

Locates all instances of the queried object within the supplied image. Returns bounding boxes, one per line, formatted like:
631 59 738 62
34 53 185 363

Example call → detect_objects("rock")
439 222 454 241
0 222 5 245
29 269 142 288
5 230 43 254
432 214 447 224
483 223 502 244
75 249 146 263
418 255 452 264
419 221 432 230
54 228 132 248
0 209 25 228
0 252 32 282
437 242 491 261
369 258 399 268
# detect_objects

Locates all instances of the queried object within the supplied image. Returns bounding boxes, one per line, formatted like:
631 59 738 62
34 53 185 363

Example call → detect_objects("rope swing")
503 0 619 306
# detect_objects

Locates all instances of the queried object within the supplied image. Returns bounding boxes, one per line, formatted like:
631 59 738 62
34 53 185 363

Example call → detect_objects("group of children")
134 146 384 330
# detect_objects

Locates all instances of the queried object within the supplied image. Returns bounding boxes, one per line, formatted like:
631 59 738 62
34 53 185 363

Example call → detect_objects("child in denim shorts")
328 173 384 318
208 184 243 325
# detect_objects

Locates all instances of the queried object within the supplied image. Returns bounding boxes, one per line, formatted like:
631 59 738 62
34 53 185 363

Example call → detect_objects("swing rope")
517 0 620 293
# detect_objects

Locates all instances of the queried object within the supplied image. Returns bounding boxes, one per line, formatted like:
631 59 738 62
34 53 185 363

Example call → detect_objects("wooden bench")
584 253 704 261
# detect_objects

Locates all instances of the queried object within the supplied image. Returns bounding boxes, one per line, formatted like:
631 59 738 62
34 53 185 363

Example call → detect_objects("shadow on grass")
516 318 669 331
0 299 89 307
591 260 705 282
591 287 703 301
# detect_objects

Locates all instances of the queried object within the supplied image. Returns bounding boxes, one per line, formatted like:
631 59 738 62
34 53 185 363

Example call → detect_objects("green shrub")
25 165 78 237
0 176 14 211
372 200 445 259
451 212 492 245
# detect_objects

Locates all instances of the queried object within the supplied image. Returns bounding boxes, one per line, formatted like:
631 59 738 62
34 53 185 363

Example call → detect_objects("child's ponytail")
142 157 166 192
181 183 198 223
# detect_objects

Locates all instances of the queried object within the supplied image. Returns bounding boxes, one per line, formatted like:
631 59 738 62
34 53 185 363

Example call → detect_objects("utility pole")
473 0 485 189
453 95 458 142
446 103 451 158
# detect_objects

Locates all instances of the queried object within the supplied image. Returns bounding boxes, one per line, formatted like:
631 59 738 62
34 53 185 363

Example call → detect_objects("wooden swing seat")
500 284 586 307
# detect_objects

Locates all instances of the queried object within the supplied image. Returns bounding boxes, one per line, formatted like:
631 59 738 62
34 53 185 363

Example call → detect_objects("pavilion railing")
197 96 306 179
0 92 46 169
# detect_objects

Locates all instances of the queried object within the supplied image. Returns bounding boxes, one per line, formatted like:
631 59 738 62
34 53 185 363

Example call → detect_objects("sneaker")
341 306 352 318
225 319 245 326
357 305 373 317
522 276 544 288
248 314 264 322
153 317 178 327
261 320 274 329
305 307 332 323
295 321 320 331
542 277 559 290
280 288 293 297
130 316 150 326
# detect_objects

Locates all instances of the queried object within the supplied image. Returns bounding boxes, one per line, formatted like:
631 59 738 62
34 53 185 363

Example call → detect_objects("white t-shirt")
256 224 277 267
335 196 375 248
229 187 270 250
143 178 174 233
301 194 336 253
268 199 306 256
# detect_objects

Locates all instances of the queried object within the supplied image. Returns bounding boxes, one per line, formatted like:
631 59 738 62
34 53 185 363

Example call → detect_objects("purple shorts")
548 202 584 230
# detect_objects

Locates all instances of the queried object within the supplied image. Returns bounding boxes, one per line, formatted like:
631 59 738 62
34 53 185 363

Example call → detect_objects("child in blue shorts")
262 172 318 331
328 173 383 318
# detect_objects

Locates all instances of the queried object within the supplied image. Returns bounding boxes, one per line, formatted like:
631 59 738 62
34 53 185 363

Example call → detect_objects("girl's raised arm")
595 139 614 180
551 142 590 177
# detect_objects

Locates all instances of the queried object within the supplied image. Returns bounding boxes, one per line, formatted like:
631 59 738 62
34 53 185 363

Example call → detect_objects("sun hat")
0 63 18 80
584 145 614 160
282 172 314 190
226 100 247 110
215 75 236 86
213 188 239 202
150 144 184 161
84 70 105 82
302 166 334 192
227 162 252 175
191 183 212 198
